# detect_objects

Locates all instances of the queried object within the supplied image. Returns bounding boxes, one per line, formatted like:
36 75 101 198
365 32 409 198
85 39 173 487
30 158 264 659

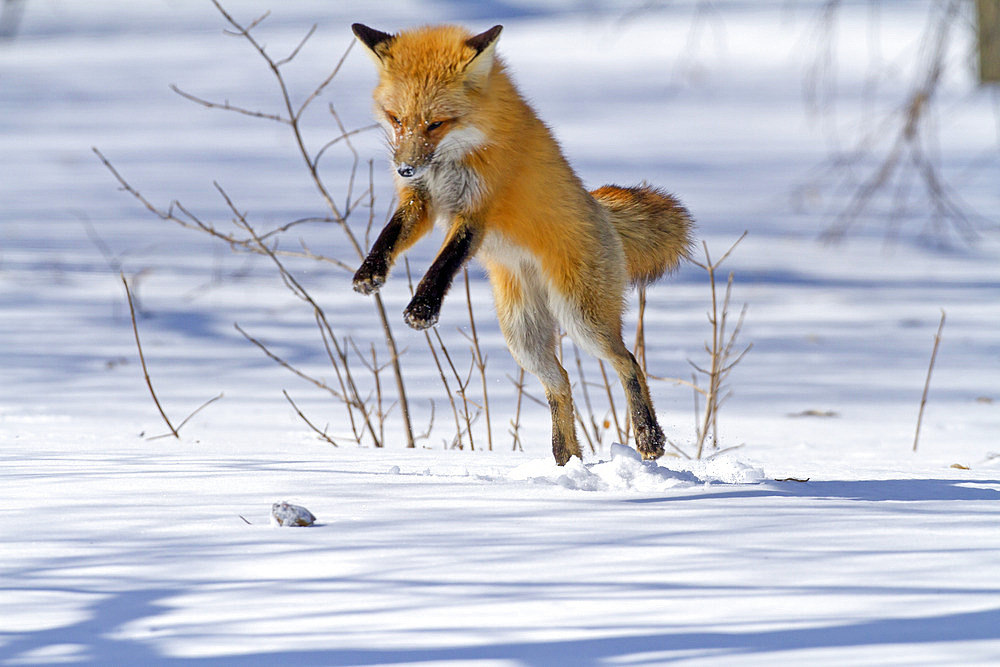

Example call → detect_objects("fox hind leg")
489 265 581 465
613 347 666 460
558 295 666 461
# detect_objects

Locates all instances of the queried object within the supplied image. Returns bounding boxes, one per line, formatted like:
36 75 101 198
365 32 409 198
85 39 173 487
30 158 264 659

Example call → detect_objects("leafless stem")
406 259 464 450
169 85 288 124
913 309 946 452
688 233 751 458
509 368 526 452
572 343 604 448
463 268 492 450
284 390 341 447
171 393 224 436
435 327 477 451
123 273 221 440
598 360 625 444
634 283 648 375
350 338 392 446
123 273 179 438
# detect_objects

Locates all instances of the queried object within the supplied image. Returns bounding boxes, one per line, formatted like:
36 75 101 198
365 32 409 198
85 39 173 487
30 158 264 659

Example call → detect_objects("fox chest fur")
399 153 486 227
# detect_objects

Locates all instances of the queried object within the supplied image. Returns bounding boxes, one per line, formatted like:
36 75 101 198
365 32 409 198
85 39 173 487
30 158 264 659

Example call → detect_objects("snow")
509 445 767 492
2 0 1000 665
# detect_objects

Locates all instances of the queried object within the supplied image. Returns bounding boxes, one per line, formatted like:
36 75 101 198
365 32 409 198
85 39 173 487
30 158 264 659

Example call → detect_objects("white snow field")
2 0 1000 665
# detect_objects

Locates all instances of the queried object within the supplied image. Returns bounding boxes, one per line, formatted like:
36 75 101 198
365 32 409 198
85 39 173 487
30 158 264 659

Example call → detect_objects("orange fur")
352 23 695 464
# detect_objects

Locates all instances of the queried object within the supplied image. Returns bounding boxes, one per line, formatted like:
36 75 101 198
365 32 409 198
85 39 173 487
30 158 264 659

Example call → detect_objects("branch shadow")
4 595 995 666
628 478 1000 504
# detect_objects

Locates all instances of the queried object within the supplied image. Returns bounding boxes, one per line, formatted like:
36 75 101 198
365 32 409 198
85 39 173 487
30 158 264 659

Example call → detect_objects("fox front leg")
353 193 429 295
404 221 480 330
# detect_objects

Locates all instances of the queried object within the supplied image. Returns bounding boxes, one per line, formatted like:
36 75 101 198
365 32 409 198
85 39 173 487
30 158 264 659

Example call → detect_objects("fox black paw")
637 426 666 461
403 298 440 330
352 266 386 295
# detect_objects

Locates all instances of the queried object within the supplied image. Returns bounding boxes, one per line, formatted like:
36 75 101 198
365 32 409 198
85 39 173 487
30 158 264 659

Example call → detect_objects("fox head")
352 23 502 181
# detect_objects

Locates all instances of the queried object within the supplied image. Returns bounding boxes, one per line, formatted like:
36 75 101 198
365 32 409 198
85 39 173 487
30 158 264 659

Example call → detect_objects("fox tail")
591 183 695 286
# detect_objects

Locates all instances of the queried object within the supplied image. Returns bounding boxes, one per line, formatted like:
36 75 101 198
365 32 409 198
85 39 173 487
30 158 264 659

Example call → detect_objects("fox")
351 23 694 465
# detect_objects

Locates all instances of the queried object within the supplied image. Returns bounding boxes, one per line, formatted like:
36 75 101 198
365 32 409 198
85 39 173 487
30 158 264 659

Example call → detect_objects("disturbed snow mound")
509 443 766 492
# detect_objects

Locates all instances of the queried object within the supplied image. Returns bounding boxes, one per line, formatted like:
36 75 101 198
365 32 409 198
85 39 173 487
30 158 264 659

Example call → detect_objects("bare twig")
572 343 604 449
688 233 751 459
172 393 225 434
634 283 648 374
463 268 492 450
913 309 946 452
123 272 179 439
169 85 287 124
283 390 341 447
123 273 221 439
509 368 526 452
435 328 478 451
406 258 464 450
235 323 346 402
94 147 355 271
598 360 625 444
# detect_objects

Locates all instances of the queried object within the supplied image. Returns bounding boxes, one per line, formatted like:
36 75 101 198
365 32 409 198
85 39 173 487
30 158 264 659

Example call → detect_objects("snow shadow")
214 606 1000 665
629 478 1000 504
0 588 176 665
3 585 997 666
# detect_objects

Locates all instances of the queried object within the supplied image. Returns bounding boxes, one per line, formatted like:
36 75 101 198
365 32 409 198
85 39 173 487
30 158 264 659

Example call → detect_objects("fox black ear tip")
353 23 395 52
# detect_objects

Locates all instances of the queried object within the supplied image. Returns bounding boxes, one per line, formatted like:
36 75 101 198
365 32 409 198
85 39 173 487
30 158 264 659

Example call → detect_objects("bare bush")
800 0 995 243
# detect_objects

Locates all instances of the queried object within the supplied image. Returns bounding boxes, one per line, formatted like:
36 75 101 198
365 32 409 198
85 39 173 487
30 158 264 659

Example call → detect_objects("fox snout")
394 159 430 179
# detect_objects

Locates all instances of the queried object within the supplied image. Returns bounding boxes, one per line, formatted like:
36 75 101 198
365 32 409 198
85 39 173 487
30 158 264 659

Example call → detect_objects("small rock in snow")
270 502 316 527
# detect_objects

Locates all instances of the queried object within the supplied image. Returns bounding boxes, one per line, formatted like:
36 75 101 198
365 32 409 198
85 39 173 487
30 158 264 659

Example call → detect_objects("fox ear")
352 23 394 65
463 25 502 89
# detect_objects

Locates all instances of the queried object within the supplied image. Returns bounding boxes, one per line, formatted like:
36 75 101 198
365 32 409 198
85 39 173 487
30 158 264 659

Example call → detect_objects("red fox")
352 23 694 464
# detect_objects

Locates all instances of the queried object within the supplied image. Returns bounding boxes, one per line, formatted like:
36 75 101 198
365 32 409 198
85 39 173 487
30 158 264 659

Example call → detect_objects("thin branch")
295 40 355 121
464 268 492 450
122 273 179 438
913 309 946 452
276 23 317 67
509 368 526 452
170 84 288 124
173 393 225 433
284 390 341 447
598 359 625 444
235 323 347 402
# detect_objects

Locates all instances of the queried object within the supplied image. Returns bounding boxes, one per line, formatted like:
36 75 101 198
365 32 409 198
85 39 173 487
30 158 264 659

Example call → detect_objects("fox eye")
386 112 401 126
426 120 443 132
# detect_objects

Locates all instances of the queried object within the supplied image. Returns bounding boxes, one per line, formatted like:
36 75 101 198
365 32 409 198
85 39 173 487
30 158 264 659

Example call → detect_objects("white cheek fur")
434 125 488 160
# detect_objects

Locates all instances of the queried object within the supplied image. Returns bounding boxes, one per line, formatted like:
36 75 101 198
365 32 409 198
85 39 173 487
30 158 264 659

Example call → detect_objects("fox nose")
396 164 415 178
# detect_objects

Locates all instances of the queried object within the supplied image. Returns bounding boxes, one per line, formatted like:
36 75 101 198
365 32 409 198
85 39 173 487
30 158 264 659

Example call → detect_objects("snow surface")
2 0 1000 665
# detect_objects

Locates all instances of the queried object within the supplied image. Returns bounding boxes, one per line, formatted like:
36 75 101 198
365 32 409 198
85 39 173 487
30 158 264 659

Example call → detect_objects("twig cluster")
800 0 990 243
99 2 502 451
687 233 752 458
